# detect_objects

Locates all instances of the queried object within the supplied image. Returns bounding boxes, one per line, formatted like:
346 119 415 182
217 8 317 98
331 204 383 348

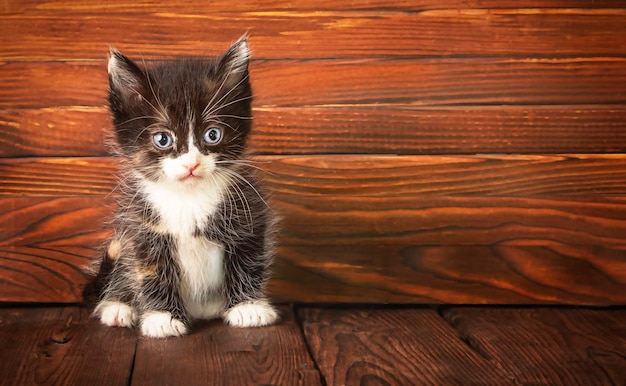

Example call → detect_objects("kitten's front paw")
224 299 279 328
140 311 188 338
95 300 137 328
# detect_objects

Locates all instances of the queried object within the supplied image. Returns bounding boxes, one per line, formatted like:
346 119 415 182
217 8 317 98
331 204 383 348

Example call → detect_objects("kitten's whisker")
203 119 237 132
215 160 270 175
218 168 270 209
139 57 169 123
203 114 253 121
203 95 253 121
227 175 254 233
117 115 161 126
201 64 235 118
202 73 250 120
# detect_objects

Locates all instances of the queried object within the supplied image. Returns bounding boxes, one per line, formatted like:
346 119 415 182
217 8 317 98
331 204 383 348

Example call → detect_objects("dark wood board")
2 192 626 304
297 307 514 385
131 305 322 386
3 154 626 197
3 59 626 109
277 194 626 247
441 307 626 385
4 106 626 157
3 194 626 249
0 306 137 386
3 243 626 305
2 9 626 60
4 0 625 14
272 245 626 305
0 245 94 302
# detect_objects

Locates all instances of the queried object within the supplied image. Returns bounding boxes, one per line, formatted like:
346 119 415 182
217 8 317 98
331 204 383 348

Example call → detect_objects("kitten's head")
107 37 252 187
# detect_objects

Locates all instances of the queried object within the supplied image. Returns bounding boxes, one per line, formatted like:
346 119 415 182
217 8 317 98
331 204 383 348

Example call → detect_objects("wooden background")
1 0 626 305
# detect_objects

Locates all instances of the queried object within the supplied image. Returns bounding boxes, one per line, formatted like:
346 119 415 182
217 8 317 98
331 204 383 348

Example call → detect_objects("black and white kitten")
92 36 278 338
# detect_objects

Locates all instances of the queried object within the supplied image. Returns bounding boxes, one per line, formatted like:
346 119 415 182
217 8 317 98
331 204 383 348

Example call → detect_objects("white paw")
95 300 137 328
224 300 279 328
140 311 188 338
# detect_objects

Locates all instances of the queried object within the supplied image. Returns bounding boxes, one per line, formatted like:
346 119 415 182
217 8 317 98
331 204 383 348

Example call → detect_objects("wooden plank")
0 306 137 386
3 59 626 109
277 194 626 247
2 10 626 60
4 0 625 14
0 197 111 247
4 106 626 157
3 154 626 196
3 244 626 305
441 307 626 385
272 245 626 304
2 195 626 304
261 154 626 196
298 307 514 385
249 106 626 155
3 184 626 248
0 245 94 302
0 107 110 157
131 305 322 385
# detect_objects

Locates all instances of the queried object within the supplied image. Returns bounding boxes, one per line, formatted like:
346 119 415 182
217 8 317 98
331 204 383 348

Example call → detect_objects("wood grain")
3 168 626 247
131 305 322 386
0 107 110 157
3 154 626 196
298 307 514 385
1 0 626 308
273 245 626 304
2 195 625 304
0 246 94 302
3 59 626 109
4 106 626 157
277 194 626 247
4 0 625 14
0 197 111 247
441 307 626 385
3 9 626 60
0 306 137 386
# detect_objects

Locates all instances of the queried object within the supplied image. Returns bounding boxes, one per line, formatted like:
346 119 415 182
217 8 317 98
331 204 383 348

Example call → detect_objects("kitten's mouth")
180 173 202 182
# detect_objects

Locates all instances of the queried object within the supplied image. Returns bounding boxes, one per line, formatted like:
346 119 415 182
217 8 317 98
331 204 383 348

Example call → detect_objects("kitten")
91 36 278 338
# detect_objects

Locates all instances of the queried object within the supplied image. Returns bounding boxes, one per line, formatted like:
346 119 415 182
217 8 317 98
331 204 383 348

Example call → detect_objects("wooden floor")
1 305 625 385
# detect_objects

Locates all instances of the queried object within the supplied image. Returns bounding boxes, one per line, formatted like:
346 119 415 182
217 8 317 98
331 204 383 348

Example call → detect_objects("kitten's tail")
81 251 114 308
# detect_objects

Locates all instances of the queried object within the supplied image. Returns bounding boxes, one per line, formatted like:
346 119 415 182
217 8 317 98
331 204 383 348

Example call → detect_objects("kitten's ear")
107 48 146 102
218 36 250 85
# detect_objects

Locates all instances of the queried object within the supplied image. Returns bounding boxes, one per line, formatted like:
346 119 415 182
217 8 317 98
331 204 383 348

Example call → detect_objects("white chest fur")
140 175 228 309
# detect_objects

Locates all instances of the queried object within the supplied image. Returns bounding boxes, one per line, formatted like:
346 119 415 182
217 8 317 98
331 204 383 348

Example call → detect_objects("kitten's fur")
90 37 278 338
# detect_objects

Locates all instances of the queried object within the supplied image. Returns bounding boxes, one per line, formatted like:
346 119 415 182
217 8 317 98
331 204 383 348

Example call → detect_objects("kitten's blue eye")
203 127 222 145
153 132 174 149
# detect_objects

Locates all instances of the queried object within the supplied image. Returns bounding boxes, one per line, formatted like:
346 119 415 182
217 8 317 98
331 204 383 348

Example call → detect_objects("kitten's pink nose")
184 162 200 174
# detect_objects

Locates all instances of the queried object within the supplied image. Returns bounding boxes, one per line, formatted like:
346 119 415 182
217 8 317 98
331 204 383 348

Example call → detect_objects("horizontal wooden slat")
4 0 625 14
2 59 626 109
0 197 111 247
0 107 109 157
7 194 626 248
3 243 625 304
0 245 95 302
278 194 626 247
273 245 626 304
3 106 626 157
261 154 626 196
2 155 626 196
0 194 626 247
2 10 626 60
